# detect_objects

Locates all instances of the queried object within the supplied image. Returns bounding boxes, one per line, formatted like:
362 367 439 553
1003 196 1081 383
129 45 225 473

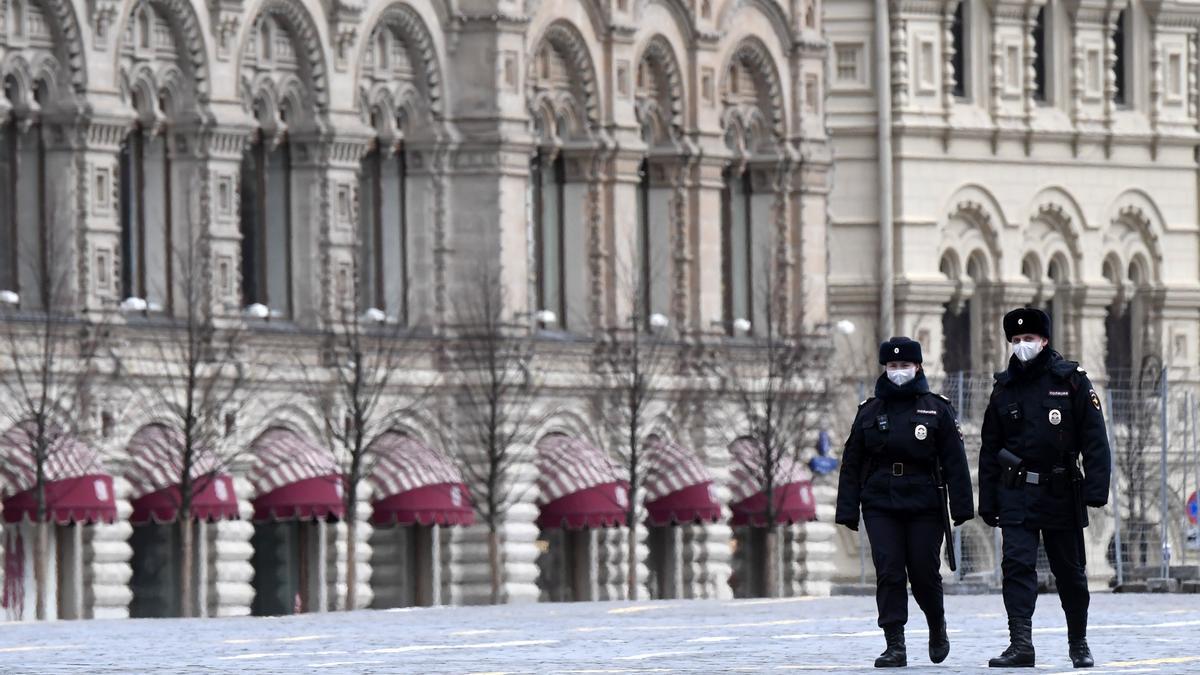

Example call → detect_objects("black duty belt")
872 460 932 477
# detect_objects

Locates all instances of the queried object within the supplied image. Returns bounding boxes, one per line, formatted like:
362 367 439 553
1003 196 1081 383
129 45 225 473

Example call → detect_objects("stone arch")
715 0 792 53
1027 186 1084 278
1106 189 1165 283
374 407 454 460
531 405 603 453
632 0 698 44
527 19 601 142
111 0 210 103
3 0 88 93
633 34 685 147
238 402 326 460
355 1 444 141
719 36 785 152
237 0 330 123
941 184 1005 280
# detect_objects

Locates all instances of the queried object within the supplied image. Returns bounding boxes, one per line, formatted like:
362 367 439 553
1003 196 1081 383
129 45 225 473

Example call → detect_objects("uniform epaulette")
858 397 874 408
1049 358 1081 378
934 393 951 404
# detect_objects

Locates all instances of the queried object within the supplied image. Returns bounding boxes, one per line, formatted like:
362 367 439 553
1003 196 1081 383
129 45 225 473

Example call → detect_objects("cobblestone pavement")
2 593 1199 674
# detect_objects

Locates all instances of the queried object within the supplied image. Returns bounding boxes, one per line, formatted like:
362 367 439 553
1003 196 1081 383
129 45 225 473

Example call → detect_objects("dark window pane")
1114 9 1127 106
1032 6 1047 102
951 1 966 98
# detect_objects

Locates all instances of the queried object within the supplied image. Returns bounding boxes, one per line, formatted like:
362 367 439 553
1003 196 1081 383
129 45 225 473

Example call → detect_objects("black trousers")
1000 525 1089 621
864 512 944 628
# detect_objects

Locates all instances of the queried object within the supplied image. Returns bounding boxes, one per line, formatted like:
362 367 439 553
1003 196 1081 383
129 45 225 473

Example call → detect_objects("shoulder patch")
1089 389 1101 411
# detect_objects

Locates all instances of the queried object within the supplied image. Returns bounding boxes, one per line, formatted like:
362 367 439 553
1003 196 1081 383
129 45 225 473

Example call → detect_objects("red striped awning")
367 432 473 526
643 438 721 526
535 436 627 530
727 439 816 527
0 424 116 525
248 428 343 522
126 425 240 524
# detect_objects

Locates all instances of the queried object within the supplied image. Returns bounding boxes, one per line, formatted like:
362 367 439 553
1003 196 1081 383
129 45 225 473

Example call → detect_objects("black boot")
875 624 907 668
989 617 1035 668
1067 612 1093 668
928 614 949 664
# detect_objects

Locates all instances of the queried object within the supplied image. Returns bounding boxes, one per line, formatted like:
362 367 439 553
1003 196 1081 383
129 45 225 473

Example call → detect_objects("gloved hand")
952 513 974 527
1086 500 1108 508
836 518 859 532
980 512 999 528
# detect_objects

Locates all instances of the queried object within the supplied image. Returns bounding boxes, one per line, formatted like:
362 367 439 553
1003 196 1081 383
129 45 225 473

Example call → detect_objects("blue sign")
810 458 839 476
816 430 832 456
1188 491 1198 525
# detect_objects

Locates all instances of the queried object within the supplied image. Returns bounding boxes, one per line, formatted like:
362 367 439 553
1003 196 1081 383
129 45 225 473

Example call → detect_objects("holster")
1002 466 1024 489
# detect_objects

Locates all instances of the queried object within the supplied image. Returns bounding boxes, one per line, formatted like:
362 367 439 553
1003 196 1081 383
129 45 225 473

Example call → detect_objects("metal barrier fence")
843 370 1200 592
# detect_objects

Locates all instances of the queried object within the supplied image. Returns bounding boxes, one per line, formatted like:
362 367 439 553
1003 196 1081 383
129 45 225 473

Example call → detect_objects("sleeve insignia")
955 420 963 441
1089 389 1101 411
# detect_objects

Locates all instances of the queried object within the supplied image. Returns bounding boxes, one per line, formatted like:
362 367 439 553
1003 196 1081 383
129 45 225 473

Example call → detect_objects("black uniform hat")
1003 307 1052 342
878 336 923 365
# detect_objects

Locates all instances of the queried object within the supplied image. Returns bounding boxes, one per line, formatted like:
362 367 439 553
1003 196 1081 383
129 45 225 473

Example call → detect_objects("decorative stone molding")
326 0 364 71
209 0 243 60
88 0 120 49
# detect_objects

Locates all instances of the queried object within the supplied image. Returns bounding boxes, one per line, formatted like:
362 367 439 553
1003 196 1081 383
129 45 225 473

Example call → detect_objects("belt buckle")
892 463 904 477
1025 470 1040 485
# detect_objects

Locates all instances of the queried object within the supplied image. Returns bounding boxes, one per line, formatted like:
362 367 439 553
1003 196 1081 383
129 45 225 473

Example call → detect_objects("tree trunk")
626 520 639 601
487 527 502 605
765 526 780 599
34 520 48 620
345 504 358 611
180 518 194 617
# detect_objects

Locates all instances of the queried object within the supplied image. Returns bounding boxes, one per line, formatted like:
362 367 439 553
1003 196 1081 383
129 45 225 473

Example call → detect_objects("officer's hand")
1086 500 1108 508
835 518 859 532
952 514 973 527
980 512 999 528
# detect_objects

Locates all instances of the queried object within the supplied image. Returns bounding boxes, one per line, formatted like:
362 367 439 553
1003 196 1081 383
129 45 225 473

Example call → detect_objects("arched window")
1032 5 1048 102
358 116 408 322
940 254 971 374
118 120 144 302
951 1 967 99
0 77 18 294
531 147 565 329
1113 6 1129 106
2 80 49 307
239 105 293 317
12 0 24 38
118 96 173 310
138 9 151 48
1103 258 1132 398
636 158 651 331
721 166 753 335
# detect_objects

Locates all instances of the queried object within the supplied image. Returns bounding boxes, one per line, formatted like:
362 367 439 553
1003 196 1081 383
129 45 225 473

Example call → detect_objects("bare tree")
306 283 431 611
0 203 108 620
448 265 541 604
596 250 674 601
117 185 250 618
712 255 831 598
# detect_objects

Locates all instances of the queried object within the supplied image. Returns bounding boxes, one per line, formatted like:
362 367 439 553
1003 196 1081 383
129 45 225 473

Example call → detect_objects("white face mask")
886 367 917 386
1012 340 1044 363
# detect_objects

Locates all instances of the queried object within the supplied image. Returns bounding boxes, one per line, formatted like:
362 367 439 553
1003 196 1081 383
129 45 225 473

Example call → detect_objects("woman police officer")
836 337 975 667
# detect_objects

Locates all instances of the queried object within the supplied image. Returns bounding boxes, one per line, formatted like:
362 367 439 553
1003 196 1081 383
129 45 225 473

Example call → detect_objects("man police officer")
979 308 1111 668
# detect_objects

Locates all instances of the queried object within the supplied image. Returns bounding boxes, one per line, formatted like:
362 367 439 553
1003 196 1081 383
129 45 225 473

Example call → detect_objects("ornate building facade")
0 0 833 618
825 0 1200 583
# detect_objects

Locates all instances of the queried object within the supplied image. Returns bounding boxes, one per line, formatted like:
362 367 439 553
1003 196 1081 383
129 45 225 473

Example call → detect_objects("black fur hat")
1003 307 1052 342
878 336 923 365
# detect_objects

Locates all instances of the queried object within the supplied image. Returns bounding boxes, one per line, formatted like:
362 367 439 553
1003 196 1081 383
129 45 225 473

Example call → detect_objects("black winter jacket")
835 371 974 528
978 349 1112 530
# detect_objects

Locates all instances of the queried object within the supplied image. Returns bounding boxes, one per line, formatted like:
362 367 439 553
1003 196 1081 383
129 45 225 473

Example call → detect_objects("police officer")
979 308 1111 668
837 337 974 668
